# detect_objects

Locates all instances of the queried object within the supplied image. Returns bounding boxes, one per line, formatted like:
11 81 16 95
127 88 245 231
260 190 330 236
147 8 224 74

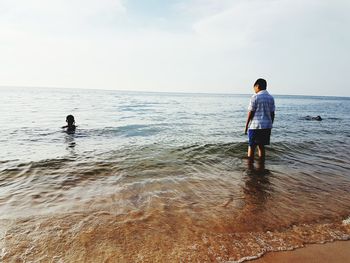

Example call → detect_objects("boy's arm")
245 95 257 134
244 111 255 134
271 112 275 124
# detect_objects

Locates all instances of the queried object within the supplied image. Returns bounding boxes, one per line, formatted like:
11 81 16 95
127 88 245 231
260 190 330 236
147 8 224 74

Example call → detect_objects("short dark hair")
254 78 267 90
66 115 75 124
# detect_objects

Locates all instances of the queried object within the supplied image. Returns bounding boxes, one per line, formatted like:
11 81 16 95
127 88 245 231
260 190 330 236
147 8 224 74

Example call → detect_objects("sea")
0 87 349 262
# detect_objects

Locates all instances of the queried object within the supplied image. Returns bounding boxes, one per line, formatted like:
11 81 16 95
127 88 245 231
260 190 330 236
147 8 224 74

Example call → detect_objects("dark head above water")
66 115 75 125
63 114 76 133
303 115 322 121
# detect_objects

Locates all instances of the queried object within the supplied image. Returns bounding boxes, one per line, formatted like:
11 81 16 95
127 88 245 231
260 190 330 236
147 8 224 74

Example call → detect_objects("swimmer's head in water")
66 115 75 126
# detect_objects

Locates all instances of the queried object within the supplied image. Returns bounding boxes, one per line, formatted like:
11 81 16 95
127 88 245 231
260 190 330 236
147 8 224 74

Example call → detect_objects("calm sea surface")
0 87 350 262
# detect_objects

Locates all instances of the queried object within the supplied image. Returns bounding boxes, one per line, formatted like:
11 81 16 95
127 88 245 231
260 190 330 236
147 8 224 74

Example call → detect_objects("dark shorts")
248 129 271 147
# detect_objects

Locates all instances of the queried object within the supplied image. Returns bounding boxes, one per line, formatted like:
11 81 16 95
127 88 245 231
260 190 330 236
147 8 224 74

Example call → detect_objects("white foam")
342 216 350 225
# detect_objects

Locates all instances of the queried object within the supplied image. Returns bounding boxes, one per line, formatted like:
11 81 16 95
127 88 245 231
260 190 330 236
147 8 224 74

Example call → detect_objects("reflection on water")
244 160 271 213
230 160 273 232
64 133 76 150
246 159 270 176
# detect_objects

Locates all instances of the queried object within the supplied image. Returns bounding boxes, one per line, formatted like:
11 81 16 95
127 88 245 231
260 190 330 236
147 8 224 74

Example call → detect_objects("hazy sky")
0 0 349 96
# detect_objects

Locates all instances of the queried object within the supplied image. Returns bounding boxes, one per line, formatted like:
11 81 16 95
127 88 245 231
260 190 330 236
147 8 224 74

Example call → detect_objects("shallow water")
0 87 350 262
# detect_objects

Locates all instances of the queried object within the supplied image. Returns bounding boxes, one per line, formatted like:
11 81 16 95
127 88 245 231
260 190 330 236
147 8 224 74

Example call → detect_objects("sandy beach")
251 241 350 263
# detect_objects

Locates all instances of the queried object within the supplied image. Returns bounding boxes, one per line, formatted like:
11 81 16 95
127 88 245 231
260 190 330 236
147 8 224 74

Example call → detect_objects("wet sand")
1 209 349 262
251 241 350 263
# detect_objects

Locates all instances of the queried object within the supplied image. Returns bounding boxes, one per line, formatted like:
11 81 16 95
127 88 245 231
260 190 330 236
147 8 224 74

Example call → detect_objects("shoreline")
1 213 349 261
249 240 350 263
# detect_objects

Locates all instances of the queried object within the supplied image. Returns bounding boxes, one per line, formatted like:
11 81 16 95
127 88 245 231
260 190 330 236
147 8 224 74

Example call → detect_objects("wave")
2 139 348 173
72 125 168 138
1 210 349 262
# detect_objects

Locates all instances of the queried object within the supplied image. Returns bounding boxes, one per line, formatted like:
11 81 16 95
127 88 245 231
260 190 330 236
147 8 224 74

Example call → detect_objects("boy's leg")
257 144 265 161
247 145 256 161
247 129 256 161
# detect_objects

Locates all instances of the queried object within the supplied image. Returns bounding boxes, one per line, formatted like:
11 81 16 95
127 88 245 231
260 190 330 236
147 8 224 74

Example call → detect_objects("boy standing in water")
244 79 275 162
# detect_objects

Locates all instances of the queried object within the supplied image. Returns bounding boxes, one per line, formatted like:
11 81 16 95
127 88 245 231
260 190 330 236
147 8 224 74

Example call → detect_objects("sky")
0 0 349 96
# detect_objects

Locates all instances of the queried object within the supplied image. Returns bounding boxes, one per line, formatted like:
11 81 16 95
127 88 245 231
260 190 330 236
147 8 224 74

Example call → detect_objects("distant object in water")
62 114 76 133
303 115 322 121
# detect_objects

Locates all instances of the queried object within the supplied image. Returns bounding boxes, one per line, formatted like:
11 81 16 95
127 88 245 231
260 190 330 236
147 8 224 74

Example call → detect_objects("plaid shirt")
248 90 275 129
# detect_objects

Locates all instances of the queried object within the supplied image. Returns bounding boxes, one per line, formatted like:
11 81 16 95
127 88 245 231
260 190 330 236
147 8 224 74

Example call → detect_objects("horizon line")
0 85 349 99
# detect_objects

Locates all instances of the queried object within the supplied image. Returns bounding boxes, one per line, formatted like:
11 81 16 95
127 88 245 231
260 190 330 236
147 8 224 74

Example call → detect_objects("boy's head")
66 115 75 126
254 78 267 93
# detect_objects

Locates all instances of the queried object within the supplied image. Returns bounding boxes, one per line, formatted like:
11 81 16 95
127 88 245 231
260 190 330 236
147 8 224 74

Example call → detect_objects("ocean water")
0 87 350 262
